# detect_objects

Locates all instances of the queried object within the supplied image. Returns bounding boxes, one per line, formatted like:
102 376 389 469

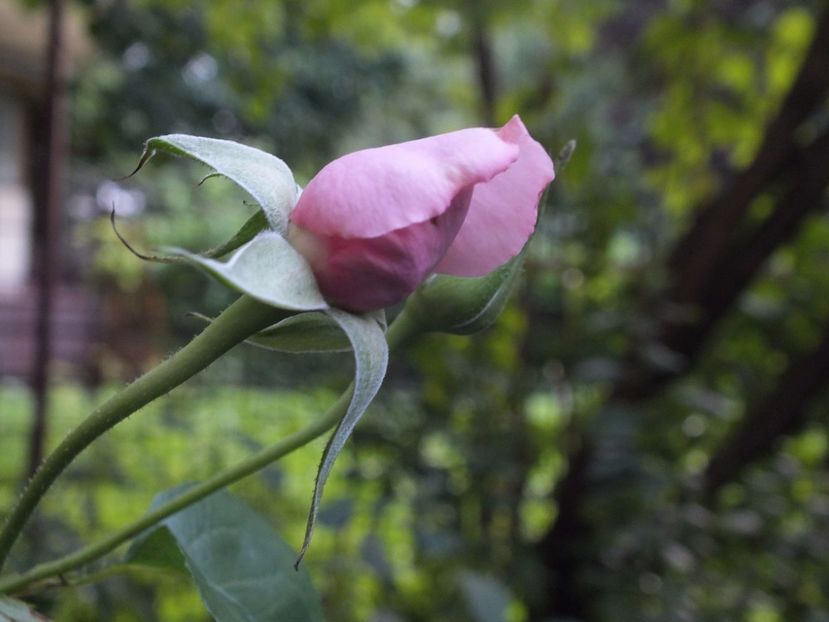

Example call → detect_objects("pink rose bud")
289 115 555 312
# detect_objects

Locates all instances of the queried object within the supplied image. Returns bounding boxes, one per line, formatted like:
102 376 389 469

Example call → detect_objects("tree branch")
703 318 829 494
666 7 829 303
534 10 829 616
614 126 829 401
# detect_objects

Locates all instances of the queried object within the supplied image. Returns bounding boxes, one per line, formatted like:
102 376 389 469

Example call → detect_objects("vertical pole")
28 0 67 479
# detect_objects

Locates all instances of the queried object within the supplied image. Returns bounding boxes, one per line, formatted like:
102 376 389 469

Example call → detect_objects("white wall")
0 90 31 292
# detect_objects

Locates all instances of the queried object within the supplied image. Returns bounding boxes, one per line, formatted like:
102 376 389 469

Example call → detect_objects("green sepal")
201 210 269 259
130 134 298 234
190 311 354 353
167 231 327 312
111 209 269 265
296 309 388 566
403 253 524 335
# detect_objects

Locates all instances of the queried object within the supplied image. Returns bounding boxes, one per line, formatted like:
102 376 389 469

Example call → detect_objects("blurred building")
0 0 96 379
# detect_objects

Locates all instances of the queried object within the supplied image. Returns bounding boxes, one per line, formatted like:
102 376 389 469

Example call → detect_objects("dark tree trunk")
665 7 829 304
468 2 497 126
28 0 68 479
529 440 593 620
704 319 829 494
614 126 829 402
532 8 829 618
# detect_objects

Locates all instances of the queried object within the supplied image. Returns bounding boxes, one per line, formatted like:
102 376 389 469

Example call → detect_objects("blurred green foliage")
5 0 829 620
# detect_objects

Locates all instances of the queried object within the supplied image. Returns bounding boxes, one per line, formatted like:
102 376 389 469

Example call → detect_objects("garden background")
1 0 829 620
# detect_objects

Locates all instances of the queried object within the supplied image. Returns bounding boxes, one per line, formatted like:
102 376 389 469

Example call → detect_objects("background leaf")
141 135 299 234
202 210 270 259
168 232 328 311
0 597 50 622
128 487 326 622
457 572 512 622
125 525 187 573
187 311 350 353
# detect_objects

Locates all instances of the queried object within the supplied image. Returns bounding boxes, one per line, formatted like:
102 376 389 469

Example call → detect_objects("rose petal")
291 188 473 312
290 127 519 239
435 115 555 276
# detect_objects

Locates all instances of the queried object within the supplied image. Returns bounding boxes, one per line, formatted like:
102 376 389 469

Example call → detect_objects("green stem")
0 295 287 573
384 307 418 349
0 307 420 595
0 391 350 595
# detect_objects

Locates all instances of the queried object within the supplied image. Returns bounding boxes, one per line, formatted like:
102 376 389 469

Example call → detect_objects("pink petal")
291 128 519 239
435 115 555 276
290 188 473 312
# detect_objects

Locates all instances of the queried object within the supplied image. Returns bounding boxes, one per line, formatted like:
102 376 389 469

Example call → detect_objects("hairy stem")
0 295 287 572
